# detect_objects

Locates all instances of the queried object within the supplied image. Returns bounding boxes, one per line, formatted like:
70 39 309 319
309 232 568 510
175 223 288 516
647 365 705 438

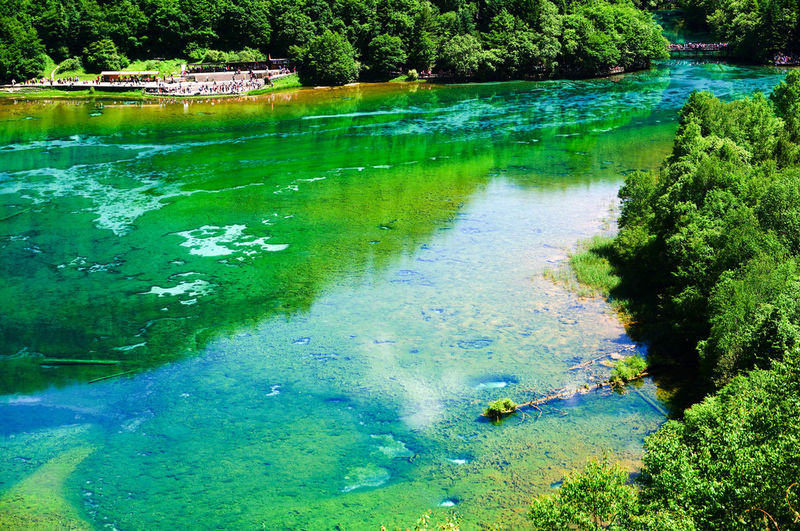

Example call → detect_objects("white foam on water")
173 225 288 257
475 381 507 389
447 458 469 465
439 500 457 507
141 279 213 299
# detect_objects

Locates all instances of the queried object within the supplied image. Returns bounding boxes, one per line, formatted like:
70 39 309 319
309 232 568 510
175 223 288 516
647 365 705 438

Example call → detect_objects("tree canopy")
681 0 800 61
530 69 800 531
0 0 668 83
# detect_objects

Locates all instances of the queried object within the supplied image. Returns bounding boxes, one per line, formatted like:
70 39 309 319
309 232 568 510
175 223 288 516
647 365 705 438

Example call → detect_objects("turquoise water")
0 62 788 529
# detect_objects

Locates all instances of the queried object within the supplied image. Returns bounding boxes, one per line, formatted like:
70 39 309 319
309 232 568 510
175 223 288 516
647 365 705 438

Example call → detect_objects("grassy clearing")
55 69 98 81
41 55 57 78
52 58 185 82
247 73 301 95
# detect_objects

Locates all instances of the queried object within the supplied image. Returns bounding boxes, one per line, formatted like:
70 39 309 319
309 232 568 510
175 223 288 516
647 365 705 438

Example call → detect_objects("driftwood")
482 369 650 420
40 358 121 366
0 207 32 222
567 346 636 371
519 371 649 410
89 369 137 383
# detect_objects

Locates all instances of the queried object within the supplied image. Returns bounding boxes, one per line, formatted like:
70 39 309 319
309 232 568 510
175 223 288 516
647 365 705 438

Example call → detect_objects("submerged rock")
371 434 414 459
342 464 390 492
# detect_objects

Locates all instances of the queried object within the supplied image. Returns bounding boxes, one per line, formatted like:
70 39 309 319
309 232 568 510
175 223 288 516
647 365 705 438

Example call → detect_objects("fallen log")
519 371 649 409
40 358 121 366
89 369 137 383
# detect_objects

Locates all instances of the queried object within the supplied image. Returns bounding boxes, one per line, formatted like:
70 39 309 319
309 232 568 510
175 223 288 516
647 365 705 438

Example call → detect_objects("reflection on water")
0 62 788 528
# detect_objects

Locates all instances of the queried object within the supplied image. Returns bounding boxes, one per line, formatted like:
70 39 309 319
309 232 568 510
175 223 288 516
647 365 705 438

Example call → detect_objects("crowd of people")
146 78 266 96
775 54 799 65
668 42 729 51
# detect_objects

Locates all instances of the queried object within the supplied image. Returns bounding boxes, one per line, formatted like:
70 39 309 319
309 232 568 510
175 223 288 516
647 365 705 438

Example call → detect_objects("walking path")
0 72 294 96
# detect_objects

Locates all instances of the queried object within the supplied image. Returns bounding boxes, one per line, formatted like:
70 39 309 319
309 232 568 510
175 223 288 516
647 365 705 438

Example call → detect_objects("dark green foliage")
294 30 359 85
528 458 643 530
681 0 800 62
367 33 406 77
83 38 128 72
639 352 800 529
436 33 490 78
0 0 667 84
484 397 516 418
0 4 48 82
530 353 800 529
609 73 800 386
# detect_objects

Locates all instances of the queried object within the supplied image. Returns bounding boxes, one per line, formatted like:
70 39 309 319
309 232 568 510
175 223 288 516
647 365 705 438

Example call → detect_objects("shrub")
485 397 517 418
609 355 648 384
406 69 419 81
59 56 82 72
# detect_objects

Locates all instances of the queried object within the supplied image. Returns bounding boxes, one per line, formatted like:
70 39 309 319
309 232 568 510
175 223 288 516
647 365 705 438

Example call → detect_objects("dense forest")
681 0 800 61
528 72 800 530
0 0 668 84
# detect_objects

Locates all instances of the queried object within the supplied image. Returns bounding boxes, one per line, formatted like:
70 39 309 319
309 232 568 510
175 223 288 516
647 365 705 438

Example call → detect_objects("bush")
59 56 82 72
609 355 648 384
406 69 419 81
484 397 516 418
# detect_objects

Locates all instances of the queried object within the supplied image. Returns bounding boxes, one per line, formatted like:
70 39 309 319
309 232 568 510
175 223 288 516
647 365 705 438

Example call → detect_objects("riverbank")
0 73 301 101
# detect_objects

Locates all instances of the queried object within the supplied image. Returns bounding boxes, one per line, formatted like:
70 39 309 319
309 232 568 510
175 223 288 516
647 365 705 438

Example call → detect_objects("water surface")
0 62 788 529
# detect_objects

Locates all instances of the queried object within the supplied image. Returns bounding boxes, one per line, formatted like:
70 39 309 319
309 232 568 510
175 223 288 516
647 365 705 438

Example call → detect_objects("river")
0 61 788 529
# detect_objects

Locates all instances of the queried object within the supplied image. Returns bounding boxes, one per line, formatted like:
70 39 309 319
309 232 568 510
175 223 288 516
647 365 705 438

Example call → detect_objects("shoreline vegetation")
1 0 670 92
530 72 800 530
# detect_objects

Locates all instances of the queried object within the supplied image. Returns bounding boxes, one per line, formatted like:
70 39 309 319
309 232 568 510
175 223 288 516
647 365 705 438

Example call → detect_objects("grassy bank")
246 74 301 95
544 235 625 305
0 88 148 100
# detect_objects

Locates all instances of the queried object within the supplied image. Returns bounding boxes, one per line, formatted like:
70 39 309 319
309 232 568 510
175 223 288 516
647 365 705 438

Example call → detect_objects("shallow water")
0 62 788 529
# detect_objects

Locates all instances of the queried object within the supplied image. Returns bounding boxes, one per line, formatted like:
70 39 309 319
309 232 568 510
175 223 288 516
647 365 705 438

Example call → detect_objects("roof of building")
100 71 159 76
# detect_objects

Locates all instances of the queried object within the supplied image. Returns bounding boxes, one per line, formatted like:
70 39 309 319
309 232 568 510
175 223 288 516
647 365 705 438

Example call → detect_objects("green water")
0 63 788 529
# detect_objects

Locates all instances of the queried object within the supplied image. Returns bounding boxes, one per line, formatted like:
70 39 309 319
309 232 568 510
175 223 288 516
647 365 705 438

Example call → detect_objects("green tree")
295 30 359 85
0 12 47 82
640 352 800 529
437 33 486 77
83 38 128 72
368 33 406 76
528 458 639 530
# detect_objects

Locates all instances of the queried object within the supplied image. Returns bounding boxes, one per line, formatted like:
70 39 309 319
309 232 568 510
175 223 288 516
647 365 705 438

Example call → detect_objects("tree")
640 352 800 530
437 33 485 77
295 30 359 85
83 38 128 72
0 13 47 82
528 458 639 530
368 33 406 77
